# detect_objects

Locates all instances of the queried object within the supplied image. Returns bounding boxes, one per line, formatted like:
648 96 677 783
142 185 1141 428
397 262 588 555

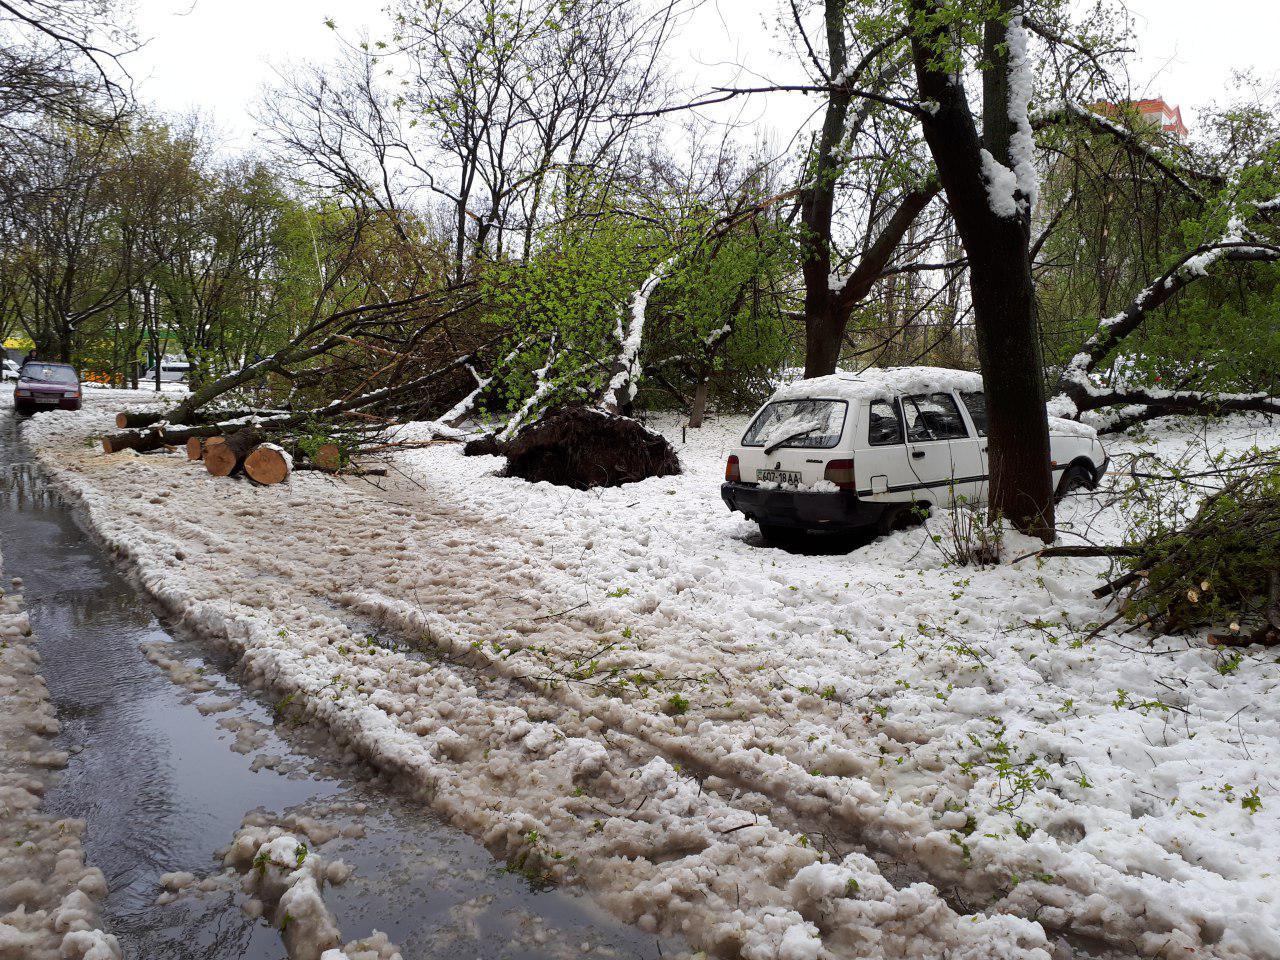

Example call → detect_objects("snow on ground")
0 535 120 958
15 389 1280 960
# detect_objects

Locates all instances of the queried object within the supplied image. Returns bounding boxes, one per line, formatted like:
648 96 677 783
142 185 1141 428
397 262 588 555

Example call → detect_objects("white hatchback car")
721 366 1108 539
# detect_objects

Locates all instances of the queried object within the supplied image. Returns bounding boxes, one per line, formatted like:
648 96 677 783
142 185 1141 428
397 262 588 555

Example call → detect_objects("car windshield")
22 363 78 385
742 399 847 450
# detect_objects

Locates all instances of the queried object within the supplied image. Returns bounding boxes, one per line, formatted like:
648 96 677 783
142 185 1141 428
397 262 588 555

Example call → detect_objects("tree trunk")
687 378 712 428
909 0 1055 541
313 443 344 472
798 0 851 378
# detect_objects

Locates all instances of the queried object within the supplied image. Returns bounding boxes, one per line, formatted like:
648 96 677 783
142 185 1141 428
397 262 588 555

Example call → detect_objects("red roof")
1091 97 1188 138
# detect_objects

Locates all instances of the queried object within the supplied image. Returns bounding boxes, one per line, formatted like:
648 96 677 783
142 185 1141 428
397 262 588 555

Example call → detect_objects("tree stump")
204 428 264 478
244 444 293 485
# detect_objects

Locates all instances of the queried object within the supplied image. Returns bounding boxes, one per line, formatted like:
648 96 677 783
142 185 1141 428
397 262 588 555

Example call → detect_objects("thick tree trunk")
909 0 1055 541
803 301 845 378
313 443 344 472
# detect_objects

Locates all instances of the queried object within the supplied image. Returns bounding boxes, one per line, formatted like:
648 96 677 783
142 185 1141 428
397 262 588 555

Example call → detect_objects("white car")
721 366 1108 539
2 357 20 381
142 356 191 383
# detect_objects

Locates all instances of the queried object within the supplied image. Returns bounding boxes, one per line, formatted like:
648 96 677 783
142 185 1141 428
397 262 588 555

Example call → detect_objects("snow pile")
224 824 399 960
20 393 1280 959
771 365 984 404
0 547 120 960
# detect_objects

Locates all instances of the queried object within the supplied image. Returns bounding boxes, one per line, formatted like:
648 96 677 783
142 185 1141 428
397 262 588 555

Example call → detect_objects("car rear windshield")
22 364 78 385
741 399 847 450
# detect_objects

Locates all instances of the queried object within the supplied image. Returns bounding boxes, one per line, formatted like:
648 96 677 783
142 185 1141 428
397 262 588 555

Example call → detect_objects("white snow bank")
20 395 1280 959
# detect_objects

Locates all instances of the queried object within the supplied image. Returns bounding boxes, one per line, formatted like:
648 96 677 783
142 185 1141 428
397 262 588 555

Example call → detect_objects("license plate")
757 469 801 484
34 396 58 405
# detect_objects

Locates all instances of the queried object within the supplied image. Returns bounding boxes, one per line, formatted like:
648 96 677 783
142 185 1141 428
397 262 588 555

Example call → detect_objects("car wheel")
877 503 927 536
1054 464 1094 503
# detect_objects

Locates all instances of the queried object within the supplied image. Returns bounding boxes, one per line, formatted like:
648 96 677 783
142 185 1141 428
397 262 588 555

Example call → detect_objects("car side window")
960 391 988 437
903 393 969 441
866 400 903 446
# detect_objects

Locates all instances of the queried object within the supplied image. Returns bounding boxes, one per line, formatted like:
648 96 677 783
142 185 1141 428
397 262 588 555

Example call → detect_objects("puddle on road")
0 413 678 960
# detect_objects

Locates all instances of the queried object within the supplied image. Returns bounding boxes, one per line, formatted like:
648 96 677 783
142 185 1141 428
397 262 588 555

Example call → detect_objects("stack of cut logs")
101 419 347 486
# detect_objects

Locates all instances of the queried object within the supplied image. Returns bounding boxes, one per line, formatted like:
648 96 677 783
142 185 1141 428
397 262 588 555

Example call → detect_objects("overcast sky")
128 0 1278 151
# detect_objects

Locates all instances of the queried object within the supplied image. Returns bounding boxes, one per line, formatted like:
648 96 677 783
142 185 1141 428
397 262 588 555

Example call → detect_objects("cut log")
116 410 163 430
186 437 204 460
115 407 279 431
102 428 165 455
313 443 344 472
204 428 264 478
244 443 293 485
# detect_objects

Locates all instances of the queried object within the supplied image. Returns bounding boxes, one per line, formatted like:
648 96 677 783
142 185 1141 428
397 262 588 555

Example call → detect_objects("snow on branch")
1061 241 1280 395
499 339 560 441
440 337 530 427
980 15 1038 220
1054 214 1280 417
603 256 677 415
1029 100 1211 201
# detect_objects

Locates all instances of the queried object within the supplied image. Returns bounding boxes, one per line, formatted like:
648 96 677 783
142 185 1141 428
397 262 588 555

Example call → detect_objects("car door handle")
911 450 926 459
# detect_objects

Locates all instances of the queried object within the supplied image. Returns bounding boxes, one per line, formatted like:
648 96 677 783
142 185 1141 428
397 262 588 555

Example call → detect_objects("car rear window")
22 363 78 385
742 399 848 450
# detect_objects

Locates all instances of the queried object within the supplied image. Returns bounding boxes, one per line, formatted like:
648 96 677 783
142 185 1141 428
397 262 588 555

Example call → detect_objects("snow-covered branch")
441 337 530 427
1059 239 1280 403
499 339 560 441
603 256 677 415
1030 100 1213 202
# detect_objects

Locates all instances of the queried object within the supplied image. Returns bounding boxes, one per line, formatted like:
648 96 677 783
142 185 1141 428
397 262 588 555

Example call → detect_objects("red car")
13 361 82 414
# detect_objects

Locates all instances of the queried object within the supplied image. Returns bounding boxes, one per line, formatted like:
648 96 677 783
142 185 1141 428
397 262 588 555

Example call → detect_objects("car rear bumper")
14 394 80 411
721 482 887 531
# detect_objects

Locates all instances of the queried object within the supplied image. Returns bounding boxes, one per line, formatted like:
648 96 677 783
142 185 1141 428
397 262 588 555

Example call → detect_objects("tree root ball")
502 407 680 489
463 434 509 458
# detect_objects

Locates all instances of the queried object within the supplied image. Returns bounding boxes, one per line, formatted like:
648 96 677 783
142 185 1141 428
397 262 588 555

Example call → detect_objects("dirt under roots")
489 407 681 489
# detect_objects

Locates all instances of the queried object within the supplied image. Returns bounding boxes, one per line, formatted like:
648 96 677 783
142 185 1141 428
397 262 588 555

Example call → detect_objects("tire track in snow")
21 405 1060 960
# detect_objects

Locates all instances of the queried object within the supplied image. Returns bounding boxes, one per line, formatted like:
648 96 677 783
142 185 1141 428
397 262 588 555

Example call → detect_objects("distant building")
1093 96 1188 140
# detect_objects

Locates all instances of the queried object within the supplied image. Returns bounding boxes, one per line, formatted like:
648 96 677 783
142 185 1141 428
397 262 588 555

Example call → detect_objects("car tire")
1054 463 1094 503
876 503 927 536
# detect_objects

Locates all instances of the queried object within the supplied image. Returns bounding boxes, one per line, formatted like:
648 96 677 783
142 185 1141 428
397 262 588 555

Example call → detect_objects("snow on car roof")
770 366 985 403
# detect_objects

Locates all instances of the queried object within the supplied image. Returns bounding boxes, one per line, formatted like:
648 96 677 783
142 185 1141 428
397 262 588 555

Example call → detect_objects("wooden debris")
204 428 265 478
244 444 293 485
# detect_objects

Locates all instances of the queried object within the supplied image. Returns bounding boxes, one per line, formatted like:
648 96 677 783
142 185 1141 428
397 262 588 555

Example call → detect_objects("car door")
899 392 983 505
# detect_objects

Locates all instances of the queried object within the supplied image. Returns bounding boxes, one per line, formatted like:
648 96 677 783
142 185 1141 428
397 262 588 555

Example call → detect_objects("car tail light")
824 458 855 490
725 455 741 483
